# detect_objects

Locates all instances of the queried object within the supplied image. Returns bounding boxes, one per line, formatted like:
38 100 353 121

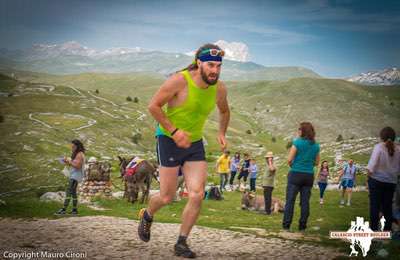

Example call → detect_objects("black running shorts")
156 135 206 167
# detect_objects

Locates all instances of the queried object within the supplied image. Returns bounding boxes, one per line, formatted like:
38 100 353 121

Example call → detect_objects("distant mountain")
347 67 400 86
0 41 321 81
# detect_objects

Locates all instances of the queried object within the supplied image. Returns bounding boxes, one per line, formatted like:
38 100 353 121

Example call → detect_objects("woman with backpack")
316 161 329 205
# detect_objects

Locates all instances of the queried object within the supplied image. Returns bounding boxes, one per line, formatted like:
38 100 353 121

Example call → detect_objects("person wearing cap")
143 43 230 258
216 150 231 192
263 151 276 215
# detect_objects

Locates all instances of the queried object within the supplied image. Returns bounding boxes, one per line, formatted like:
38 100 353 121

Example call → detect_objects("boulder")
112 191 125 199
40 191 65 203
149 189 160 196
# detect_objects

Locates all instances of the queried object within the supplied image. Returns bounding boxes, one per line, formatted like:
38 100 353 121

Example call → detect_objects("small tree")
126 96 132 102
286 140 293 150
271 136 276 143
95 89 99 94
131 133 142 144
133 97 139 103
0 115 4 123
246 129 252 135
336 134 344 142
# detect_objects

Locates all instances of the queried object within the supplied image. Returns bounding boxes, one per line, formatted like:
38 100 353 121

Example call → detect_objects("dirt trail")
0 216 344 259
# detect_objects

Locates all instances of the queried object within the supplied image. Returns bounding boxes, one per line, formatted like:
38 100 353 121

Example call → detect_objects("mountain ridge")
347 67 400 86
0 41 321 81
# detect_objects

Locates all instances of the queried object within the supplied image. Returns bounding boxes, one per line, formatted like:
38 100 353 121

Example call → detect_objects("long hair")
299 122 316 143
71 139 85 160
380 126 396 156
234 152 241 161
181 43 222 72
320 160 329 173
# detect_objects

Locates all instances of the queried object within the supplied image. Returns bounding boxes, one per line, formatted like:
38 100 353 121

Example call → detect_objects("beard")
200 66 219 85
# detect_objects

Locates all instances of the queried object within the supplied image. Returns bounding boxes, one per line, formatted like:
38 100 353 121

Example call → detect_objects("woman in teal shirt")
283 122 320 231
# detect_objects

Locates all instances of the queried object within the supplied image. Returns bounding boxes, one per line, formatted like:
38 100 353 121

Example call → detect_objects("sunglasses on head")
199 48 225 57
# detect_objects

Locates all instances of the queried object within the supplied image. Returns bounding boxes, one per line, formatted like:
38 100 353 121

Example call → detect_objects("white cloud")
214 40 250 62
185 40 250 62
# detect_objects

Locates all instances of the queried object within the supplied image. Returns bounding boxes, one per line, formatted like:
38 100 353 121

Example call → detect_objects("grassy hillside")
1 70 398 198
228 78 400 142
0 73 285 198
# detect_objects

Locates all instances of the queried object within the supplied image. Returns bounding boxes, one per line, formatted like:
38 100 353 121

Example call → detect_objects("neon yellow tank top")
157 70 217 142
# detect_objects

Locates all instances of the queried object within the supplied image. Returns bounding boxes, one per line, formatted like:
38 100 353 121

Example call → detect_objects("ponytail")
385 139 395 157
380 126 396 157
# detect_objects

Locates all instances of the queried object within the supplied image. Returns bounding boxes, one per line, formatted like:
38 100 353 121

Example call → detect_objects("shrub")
246 129 252 135
336 134 344 142
271 136 276 143
133 97 139 103
95 89 99 94
286 140 293 150
131 133 142 144
126 96 132 102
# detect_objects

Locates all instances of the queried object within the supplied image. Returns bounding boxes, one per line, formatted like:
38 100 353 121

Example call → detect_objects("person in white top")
367 126 400 231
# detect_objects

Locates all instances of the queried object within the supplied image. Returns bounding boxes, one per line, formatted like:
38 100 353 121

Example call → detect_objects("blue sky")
0 0 399 77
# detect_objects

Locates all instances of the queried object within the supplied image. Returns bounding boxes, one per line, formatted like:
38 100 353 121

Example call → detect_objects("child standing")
316 161 329 204
249 159 258 192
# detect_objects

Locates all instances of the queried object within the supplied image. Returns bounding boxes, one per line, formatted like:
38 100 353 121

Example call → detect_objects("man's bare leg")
138 166 179 242
147 166 179 216
347 188 353 205
179 161 207 236
340 187 346 205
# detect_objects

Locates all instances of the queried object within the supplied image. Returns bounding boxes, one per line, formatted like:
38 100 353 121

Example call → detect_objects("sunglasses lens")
210 49 218 56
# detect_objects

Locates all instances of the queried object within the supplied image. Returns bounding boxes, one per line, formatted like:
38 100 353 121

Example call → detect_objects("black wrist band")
171 128 179 136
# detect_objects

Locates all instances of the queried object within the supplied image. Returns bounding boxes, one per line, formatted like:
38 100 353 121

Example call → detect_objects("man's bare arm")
288 145 297 167
148 73 191 148
148 73 185 134
216 82 230 136
216 81 230 149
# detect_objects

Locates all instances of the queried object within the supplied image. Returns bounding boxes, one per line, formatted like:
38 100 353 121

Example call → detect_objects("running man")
140 43 230 258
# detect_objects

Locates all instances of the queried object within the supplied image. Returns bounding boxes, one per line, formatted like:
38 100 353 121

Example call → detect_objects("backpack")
206 186 223 200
